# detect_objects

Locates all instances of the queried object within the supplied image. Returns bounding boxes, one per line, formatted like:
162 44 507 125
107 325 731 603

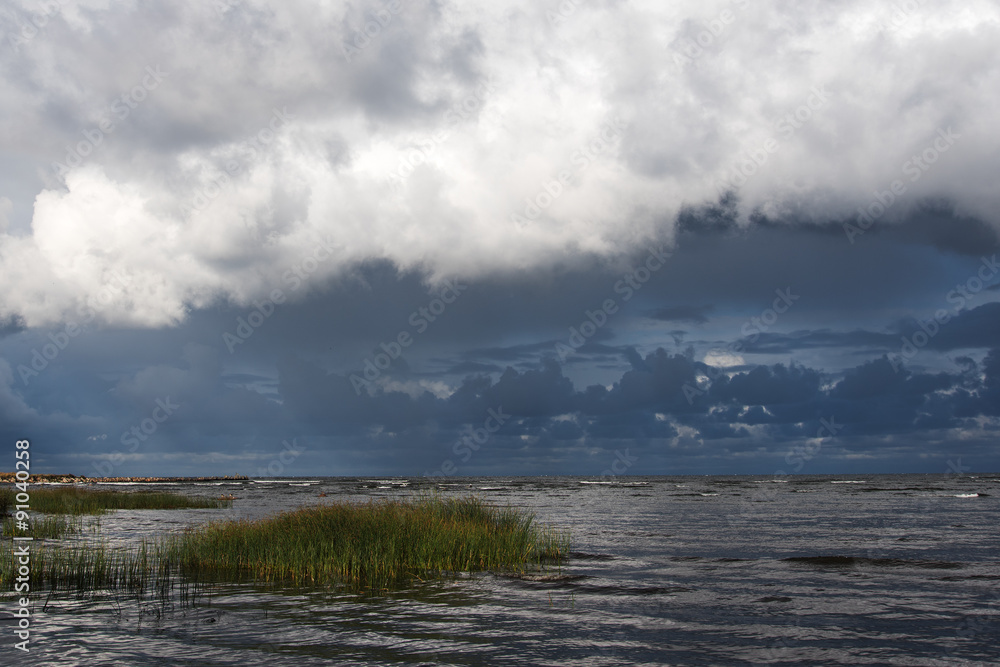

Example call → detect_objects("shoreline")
0 473 249 484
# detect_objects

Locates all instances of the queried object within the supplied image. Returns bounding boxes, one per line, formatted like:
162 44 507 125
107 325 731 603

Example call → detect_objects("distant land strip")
0 473 250 484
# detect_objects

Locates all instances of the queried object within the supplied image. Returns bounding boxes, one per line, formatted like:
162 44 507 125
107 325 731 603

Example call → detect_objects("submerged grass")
1 542 169 595
2 514 83 539
0 496 569 595
0 487 231 515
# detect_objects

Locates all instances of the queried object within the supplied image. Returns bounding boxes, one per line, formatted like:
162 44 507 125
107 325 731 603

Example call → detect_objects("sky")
1 0 999 478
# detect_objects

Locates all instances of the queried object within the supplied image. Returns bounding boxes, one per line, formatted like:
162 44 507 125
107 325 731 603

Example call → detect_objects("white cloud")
1 0 998 327
703 350 745 368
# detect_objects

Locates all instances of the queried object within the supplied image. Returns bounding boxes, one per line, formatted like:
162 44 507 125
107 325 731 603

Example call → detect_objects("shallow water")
3 474 999 665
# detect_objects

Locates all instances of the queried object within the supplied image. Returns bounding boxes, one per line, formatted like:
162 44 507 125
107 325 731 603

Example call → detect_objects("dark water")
3 474 999 666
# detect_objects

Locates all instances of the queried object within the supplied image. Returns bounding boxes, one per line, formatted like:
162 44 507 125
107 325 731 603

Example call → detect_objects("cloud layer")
2 0 1000 327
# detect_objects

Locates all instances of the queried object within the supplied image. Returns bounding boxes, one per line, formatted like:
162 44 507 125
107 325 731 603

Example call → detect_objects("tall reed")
160 496 568 591
0 496 569 595
2 514 83 539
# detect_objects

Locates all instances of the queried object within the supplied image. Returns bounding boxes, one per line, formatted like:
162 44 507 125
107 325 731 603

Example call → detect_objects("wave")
783 556 962 569
504 573 589 583
566 551 614 561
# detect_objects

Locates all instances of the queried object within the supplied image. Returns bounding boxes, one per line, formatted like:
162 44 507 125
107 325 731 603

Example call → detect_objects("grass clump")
0 542 166 594
2 514 83 539
0 496 569 596
162 496 568 591
0 487 231 515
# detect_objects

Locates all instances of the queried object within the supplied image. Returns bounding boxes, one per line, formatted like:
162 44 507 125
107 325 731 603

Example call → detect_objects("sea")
3 474 999 666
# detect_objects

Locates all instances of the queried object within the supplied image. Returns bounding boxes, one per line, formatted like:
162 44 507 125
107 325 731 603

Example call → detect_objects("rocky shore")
0 473 249 484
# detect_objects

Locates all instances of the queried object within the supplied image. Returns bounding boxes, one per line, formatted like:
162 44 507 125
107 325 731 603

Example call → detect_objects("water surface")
4 474 999 666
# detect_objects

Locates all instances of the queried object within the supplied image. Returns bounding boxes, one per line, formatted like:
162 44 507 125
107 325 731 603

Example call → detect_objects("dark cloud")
3 207 1000 475
646 305 713 324
736 303 1000 355
0 315 25 338
711 363 822 406
3 0 1000 478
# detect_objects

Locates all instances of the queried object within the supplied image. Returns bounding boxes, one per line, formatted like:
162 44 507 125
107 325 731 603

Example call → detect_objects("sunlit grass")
161 496 568 591
0 487 231 515
0 496 569 595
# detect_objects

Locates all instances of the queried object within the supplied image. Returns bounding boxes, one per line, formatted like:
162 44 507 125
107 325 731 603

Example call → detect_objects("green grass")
0 487 231 515
160 496 568 591
0 496 569 595
2 542 167 595
2 514 83 539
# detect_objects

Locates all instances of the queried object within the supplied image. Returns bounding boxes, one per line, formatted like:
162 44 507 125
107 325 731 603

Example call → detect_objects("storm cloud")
1 0 999 475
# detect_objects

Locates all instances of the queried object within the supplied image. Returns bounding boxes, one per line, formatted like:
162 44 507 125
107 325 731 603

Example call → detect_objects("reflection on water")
3 474 1000 665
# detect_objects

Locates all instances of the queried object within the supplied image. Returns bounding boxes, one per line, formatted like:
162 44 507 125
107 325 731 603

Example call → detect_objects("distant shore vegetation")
0 487 231 516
